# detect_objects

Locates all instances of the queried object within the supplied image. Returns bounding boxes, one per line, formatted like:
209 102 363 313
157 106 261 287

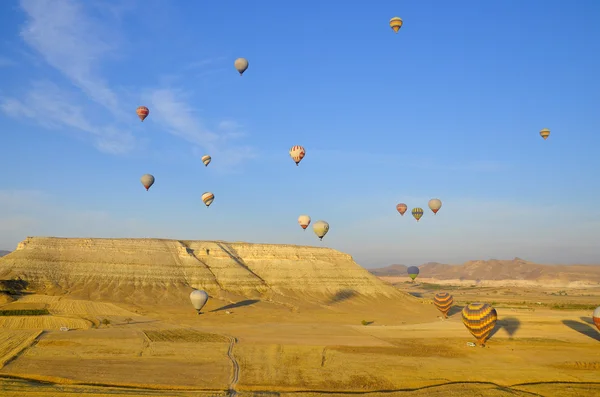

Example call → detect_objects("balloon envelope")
593 306 600 331
428 199 442 214
140 174 155 191
412 208 424 221
540 128 550 140
201 192 214 207
289 145 306 166
136 106 149 122
396 203 407 215
389 17 403 33
189 290 209 313
201 155 211 166
298 215 311 230
434 292 454 318
462 303 497 346
234 58 249 75
407 266 419 280
313 220 329 240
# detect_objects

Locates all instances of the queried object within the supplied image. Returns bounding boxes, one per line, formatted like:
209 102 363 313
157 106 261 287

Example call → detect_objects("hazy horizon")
1 0 599 266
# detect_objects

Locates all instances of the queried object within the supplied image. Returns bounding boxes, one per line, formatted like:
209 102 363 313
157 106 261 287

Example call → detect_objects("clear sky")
1 0 599 267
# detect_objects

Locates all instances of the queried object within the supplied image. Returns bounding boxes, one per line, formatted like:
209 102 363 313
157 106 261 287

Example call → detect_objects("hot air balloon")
389 17 403 33
190 290 209 314
201 192 214 207
412 207 423 222
407 266 419 281
136 106 149 122
593 306 600 331
201 155 211 167
313 220 329 241
289 145 306 166
462 302 498 346
140 174 155 191
428 199 442 214
396 203 407 216
234 58 249 76
433 292 454 318
540 128 550 140
298 215 311 230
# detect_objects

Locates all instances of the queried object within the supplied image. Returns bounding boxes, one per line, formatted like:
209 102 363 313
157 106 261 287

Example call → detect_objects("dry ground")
0 284 599 396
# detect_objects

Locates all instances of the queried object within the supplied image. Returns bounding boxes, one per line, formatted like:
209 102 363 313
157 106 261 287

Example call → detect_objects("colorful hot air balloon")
396 203 407 216
433 292 454 318
201 155 211 167
201 192 214 207
289 145 306 166
462 303 498 346
428 199 442 214
140 174 155 191
407 266 419 281
412 207 423 222
593 306 600 331
540 128 550 140
313 220 329 241
136 106 149 122
298 215 311 230
189 290 209 314
234 58 249 76
389 17 403 33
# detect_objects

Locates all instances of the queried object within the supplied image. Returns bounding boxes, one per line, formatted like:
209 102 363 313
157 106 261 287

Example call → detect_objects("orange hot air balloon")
396 203 407 216
136 106 149 122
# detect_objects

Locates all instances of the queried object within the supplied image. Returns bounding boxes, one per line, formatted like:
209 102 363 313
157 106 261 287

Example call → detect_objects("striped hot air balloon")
289 145 306 166
389 17 403 33
412 207 423 222
136 106 149 122
201 155 211 167
201 192 214 207
540 128 550 140
462 303 497 346
434 292 454 318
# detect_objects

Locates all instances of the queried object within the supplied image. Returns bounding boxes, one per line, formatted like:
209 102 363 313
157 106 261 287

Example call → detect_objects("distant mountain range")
368 258 600 283
0 251 10 257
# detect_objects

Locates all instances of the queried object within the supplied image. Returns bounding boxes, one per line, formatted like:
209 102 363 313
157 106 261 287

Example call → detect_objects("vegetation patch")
550 303 597 310
0 309 50 316
143 329 229 343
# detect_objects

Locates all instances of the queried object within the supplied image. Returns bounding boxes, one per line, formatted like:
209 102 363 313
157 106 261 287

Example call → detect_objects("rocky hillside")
0 237 415 307
369 257 600 283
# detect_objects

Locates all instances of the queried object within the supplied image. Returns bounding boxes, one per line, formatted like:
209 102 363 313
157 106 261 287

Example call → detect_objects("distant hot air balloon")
234 58 249 76
407 266 419 281
593 306 600 331
298 215 311 230
313 220 329 241
412 207 423 222
389 17 403 33
136 106 149 122
396 203 407 216
462 302 498 346
189 290 209 314
540 128 550 140
140 174 155 191
201 192 214 207
201 155 211 167
428 199 442 215
433 292 454 318
289 145 306 166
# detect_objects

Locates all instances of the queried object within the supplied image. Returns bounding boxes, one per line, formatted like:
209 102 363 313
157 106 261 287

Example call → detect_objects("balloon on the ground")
428 199 442 214
593 306 600 331
201 192 214 207
389 17 403 33
298 215 311 230
140 174 155 191
462 302 498 346
412 207 423 222
189 290 209 314
313 220 329 241
396 203 407 216
407 266 420 281
289 145 306 166
136 106 149 122
234 58 249 76
540 128 550 140
433 292 454 318
201 155 211 167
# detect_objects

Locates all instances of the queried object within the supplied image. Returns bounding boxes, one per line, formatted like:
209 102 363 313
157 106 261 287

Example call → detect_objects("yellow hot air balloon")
201 192 214 207
201 155 211 167
389 17 403 33
433 292 454 318
298 215 311 230
412 207 423 222
462 303 497 346
540 128 550 140
428 198 442 214
313 220 329 241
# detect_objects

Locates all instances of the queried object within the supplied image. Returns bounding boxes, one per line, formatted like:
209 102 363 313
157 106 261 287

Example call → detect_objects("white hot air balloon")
234 58 249 76
428 198 442 214
313 220 329 241
298 215 311 230
140 174 155 191
190 290 209 314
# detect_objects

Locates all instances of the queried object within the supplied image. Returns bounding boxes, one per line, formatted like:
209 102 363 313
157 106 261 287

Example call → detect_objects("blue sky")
1 0 599 267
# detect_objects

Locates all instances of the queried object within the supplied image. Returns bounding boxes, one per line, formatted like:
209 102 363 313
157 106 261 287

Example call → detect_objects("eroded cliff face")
0 237 407 305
